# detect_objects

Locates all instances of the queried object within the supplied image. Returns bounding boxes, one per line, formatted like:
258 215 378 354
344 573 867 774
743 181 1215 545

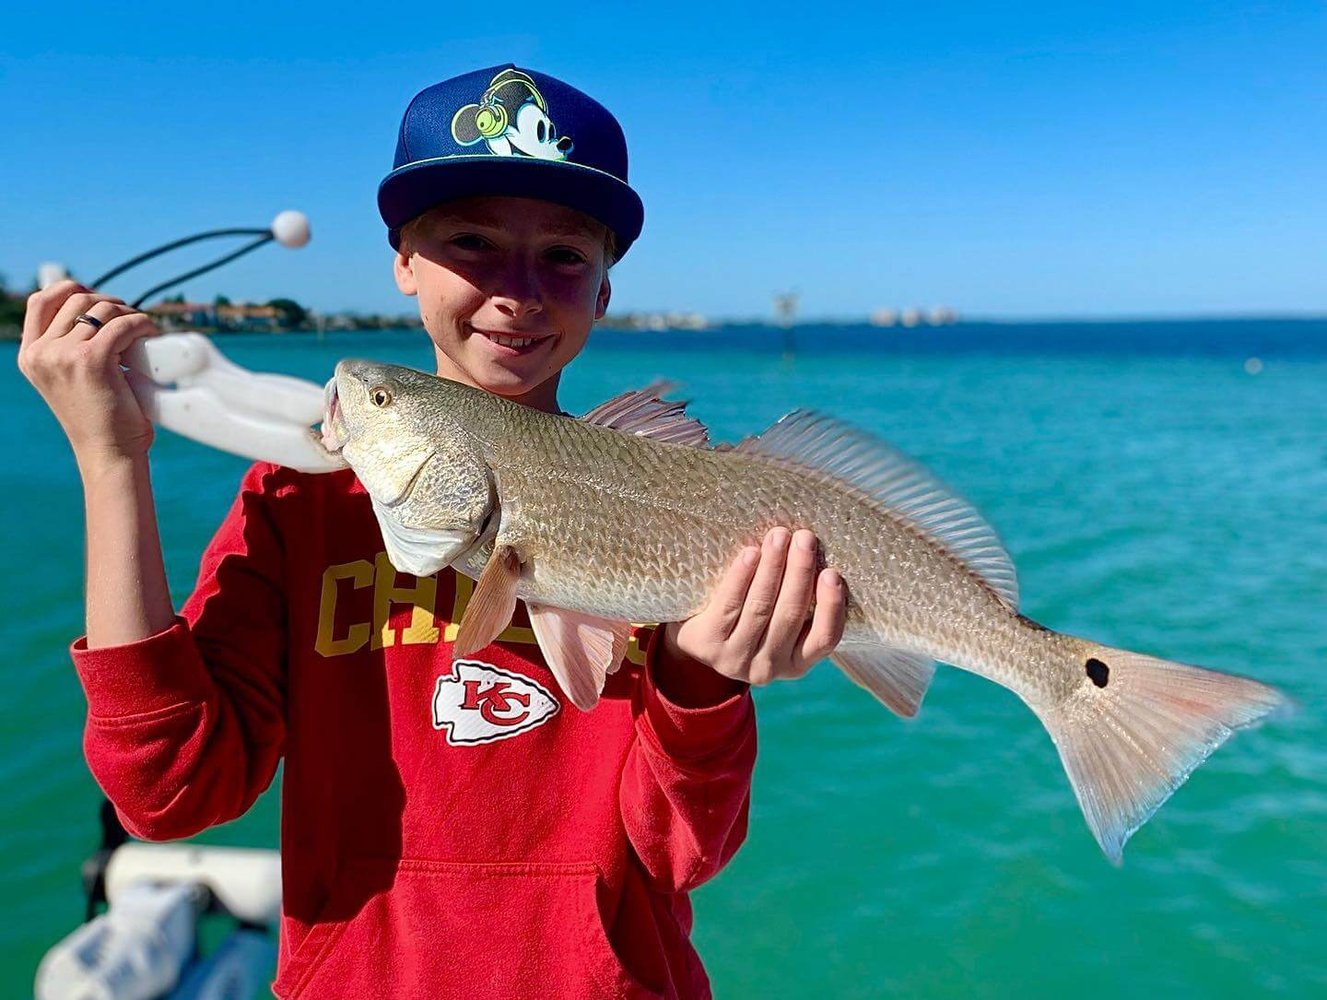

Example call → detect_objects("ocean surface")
2 320 1324 997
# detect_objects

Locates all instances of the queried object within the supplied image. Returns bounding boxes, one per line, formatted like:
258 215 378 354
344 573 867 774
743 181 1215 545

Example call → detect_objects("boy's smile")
394 195 612 413
469 326 551 350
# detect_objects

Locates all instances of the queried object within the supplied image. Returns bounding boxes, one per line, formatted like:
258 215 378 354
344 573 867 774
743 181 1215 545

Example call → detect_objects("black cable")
90 227 271 288
128 234 274 308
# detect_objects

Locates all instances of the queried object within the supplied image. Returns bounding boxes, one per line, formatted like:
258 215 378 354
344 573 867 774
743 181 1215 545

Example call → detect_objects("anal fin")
830 644 936 718
527 603 631 711
454 545 520 657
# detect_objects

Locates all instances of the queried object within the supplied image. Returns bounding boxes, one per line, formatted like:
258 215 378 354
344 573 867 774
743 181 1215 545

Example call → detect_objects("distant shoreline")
4 314 1327 344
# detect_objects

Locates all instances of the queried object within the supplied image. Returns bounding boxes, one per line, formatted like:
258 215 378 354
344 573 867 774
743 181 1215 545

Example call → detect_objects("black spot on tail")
1085 657 1110 688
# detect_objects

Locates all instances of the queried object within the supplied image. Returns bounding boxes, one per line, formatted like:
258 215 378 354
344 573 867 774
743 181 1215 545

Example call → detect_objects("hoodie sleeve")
71 463 289 841
619 627 757 893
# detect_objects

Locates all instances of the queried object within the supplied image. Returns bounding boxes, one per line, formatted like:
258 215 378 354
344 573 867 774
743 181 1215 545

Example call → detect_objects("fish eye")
370 386 392 407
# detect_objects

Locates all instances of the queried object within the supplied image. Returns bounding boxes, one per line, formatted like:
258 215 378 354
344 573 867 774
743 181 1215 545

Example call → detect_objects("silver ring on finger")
73 313 105 330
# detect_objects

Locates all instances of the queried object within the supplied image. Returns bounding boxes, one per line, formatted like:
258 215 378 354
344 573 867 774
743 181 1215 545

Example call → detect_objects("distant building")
147 301 281 332
217 303 280 332
870 305 961 328
147 301 217 329
598 311 708 331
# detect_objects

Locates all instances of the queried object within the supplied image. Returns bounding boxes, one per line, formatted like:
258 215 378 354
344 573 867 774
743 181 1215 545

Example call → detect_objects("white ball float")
271 210 311 248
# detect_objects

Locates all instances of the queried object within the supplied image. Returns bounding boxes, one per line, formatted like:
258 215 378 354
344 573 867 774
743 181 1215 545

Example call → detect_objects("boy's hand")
18 281 161 469
659 528 846 695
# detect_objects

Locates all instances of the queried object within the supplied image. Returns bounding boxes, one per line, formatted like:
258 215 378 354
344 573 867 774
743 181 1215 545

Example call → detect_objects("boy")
19 65 845 998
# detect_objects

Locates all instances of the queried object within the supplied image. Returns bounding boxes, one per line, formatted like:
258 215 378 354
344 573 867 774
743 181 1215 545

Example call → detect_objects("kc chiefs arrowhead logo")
433 661 560 746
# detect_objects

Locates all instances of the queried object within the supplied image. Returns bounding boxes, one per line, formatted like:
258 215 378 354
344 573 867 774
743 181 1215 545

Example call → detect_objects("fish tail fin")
1034 642 1285 863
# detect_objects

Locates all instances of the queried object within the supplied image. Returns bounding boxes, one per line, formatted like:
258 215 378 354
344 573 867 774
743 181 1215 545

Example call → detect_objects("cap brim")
378 155 644 259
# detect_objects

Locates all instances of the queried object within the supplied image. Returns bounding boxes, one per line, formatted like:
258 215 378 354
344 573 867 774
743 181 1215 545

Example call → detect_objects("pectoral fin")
527 603 632 711
453 545 521 656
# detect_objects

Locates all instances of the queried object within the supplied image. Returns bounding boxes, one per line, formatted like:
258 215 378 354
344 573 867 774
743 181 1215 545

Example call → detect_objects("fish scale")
503 427 996 652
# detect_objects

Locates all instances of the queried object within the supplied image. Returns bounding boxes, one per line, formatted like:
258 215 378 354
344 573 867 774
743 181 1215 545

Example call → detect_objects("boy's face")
394 195 612 411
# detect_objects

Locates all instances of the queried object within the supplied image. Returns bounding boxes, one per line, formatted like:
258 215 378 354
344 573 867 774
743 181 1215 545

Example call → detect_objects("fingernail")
742 547 759 566
824 568 841 586
796 530 816 552
766 527 790 548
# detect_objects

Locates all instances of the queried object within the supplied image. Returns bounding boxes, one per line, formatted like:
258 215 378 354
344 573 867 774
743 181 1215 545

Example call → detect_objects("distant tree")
166 293 186 304
0 273 25 334
268 297 308 330
214 294 232 307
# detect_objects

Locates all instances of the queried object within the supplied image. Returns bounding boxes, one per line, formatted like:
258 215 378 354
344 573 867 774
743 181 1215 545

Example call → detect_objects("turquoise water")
3 323 1324 997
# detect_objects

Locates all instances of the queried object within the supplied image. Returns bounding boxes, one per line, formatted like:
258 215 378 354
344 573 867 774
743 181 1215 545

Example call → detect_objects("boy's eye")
546 246 587 265
448 233 493 251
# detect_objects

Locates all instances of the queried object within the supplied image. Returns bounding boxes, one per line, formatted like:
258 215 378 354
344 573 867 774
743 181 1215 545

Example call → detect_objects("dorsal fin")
736 410 1018 609
581 382 710 447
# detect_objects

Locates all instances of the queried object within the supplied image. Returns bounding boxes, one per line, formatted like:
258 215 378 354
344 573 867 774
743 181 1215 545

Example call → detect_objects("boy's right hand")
18 281 161 469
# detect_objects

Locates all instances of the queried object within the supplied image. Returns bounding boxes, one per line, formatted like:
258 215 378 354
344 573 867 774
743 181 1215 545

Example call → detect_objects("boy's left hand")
658 527 846 693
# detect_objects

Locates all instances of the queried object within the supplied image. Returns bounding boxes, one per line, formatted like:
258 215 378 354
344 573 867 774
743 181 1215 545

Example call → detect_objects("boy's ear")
394 249 418 296
595 272 611 321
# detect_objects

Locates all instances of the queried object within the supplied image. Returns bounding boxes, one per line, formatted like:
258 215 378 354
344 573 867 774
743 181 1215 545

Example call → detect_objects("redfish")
320 359 1284 861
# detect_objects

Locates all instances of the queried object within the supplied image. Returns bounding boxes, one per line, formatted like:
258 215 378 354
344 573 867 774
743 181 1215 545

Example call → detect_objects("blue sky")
3 2 1324 320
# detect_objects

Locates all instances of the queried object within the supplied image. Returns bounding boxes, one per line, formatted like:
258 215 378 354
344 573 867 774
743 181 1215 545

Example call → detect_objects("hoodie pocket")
273 858 659 999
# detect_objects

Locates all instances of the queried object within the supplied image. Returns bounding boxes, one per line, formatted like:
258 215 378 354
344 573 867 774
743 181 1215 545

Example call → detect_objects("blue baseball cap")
378 65 645 259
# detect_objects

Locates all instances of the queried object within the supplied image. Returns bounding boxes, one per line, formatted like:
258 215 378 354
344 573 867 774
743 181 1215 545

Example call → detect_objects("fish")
319 359 1285 862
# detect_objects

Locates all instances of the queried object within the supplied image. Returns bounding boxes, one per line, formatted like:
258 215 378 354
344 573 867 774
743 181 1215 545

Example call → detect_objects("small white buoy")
271 210 311 248
1243 357 1263 375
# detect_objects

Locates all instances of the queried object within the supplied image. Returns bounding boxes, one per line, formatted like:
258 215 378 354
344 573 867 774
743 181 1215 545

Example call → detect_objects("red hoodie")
71 463 756 999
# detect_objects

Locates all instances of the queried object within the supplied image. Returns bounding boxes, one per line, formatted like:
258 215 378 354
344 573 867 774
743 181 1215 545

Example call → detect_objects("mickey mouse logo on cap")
450 69 574 161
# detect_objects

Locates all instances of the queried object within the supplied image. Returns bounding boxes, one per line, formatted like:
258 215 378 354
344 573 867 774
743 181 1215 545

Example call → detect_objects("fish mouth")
319 378 348 453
